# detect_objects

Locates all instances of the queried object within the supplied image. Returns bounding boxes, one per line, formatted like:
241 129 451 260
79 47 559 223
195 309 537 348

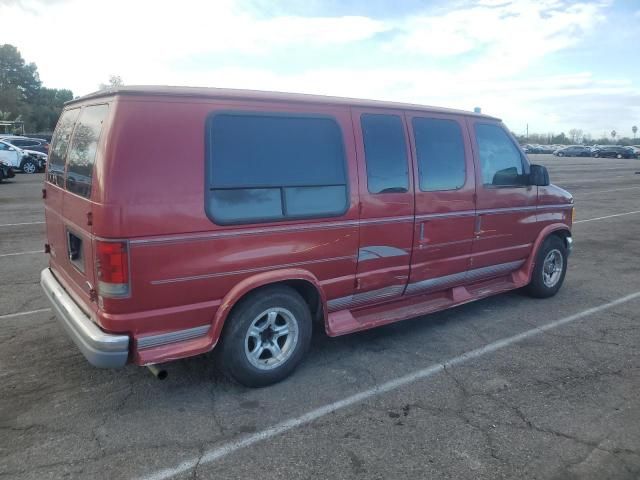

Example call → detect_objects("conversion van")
40 86 574 387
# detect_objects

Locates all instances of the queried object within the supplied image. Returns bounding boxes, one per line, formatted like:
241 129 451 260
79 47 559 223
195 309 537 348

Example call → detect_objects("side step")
326 274 523 337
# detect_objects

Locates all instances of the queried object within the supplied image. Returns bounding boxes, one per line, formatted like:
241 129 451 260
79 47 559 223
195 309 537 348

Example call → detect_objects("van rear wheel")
218 285 312 387
525 235 567 298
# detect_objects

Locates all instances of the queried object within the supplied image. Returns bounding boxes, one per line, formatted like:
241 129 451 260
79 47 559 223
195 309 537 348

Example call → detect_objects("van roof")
68 85 500 121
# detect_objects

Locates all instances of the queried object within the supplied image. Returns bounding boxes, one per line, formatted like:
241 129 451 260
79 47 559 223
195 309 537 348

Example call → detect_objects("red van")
40 86 574 387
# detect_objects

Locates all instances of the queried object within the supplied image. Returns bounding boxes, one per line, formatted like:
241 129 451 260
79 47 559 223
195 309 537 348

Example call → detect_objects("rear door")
405 113 477 295
45 104 110 306
351 108 414 305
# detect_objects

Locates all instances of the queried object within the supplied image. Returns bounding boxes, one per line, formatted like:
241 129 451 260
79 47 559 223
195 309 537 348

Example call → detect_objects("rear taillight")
95 240 130 297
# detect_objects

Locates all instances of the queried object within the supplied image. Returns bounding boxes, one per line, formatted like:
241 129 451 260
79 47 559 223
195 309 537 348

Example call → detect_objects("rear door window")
360 114 409 194
206 113 348 224
65 104 109 198
413 117 466 191
47 108 80 187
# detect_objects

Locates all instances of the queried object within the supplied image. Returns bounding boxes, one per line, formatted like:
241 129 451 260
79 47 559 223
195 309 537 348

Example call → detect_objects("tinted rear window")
206 113 348 224
47 109 80 187
361 114 409 194
413 117 466 191
65 105 109 198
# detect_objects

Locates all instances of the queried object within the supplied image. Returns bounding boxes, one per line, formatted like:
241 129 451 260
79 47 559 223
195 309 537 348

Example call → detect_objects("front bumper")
40 268 129 368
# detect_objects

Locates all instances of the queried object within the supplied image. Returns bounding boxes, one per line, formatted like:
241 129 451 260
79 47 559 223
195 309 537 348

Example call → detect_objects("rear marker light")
95 240 130 297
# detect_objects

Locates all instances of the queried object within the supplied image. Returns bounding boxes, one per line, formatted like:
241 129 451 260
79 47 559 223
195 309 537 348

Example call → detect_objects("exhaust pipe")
147 364 168 380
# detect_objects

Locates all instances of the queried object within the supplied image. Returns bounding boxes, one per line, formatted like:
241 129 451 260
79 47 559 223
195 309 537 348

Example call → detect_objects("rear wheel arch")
211 270 327 343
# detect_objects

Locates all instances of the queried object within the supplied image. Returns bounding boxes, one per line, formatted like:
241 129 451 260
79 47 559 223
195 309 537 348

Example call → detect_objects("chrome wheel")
244 307 299 370
542 249 563 287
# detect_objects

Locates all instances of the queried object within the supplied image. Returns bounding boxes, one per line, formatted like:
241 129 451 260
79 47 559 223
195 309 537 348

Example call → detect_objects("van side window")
475 123 526 187
412 117 466 191
360 114 409 194
47 108 80 187
206 113 348 224
65 105 109 198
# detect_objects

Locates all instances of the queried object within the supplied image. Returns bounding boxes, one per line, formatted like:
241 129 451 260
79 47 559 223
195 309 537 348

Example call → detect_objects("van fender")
210 268 327 343
520 223 572 284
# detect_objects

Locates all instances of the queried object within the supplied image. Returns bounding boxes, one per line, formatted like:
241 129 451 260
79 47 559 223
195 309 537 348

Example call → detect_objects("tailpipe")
147 364 168 380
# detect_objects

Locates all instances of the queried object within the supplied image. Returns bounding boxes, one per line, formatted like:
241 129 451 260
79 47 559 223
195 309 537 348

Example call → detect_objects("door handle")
474 215 483 237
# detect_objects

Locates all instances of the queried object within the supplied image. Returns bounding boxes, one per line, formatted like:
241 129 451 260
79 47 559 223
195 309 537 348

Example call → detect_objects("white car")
0 139 47 173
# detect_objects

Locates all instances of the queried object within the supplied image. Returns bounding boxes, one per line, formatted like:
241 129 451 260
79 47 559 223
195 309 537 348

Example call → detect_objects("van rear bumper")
40 268 130 368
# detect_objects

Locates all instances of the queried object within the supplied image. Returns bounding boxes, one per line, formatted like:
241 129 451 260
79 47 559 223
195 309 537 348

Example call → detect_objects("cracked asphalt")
1 155 639 479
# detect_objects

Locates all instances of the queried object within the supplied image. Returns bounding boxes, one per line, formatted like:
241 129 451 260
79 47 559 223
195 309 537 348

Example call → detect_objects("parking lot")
1 155 639 479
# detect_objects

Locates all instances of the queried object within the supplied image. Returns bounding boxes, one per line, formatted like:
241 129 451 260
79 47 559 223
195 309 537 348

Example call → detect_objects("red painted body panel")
406 112 477 287
466 117 539 269
350 107 414 300
43 87 573 367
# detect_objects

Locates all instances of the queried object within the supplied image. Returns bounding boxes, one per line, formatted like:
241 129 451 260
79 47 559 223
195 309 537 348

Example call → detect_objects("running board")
326 273 525 337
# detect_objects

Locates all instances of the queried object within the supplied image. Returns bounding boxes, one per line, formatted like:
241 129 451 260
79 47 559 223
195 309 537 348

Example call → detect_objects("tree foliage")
99 75 124 90
0 44 73 133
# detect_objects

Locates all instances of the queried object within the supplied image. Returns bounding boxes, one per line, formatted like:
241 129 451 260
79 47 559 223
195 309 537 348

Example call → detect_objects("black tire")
525 235 568 298
21 158 38 174
218 285 312 387
557 152 563 157
594 152 599 158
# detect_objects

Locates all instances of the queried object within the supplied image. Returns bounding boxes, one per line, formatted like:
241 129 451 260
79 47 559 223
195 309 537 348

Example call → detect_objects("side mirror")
8 147 15 151
530 164 550 186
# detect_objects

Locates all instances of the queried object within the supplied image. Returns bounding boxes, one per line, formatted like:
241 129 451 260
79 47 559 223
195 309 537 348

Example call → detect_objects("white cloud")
0 0 385 92
389 0 608 76
1 0 634 136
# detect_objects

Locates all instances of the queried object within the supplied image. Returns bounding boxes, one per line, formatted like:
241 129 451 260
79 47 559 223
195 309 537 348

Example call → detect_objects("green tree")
0 44 73 132
0 44 41 117
633 126 638 139
99 75 124 90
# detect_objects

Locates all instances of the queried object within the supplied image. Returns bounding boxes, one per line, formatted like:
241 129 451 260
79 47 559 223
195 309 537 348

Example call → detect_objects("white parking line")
0 221 44 227
0 250 42 258
574 186 640 195
137 290 640 480
0 308 51 320
574 210 640 224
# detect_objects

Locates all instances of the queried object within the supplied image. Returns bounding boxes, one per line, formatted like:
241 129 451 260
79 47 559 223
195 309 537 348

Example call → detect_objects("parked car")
0 160 15 182
522 144 542 154
0 140 46 173
592 146 637 159
553 146 592 157
540 145 556 154
624 146 640 158
40 86 574 387
1 135 50 154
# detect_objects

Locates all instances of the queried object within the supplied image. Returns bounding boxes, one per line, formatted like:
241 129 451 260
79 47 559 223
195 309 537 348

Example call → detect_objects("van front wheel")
218 285 312 387
525 236 568 298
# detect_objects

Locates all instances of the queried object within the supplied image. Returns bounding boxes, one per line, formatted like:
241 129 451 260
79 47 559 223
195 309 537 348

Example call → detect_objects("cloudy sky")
1 0 639 137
